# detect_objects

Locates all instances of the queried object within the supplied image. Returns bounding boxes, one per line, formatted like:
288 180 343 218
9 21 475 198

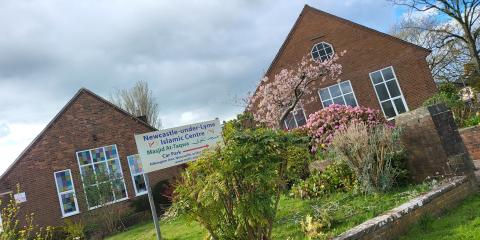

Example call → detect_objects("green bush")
329 123 404 193
290 161 355 199
62 219 85 240
465 113 480 127
285 145 313 187
171 126 309 240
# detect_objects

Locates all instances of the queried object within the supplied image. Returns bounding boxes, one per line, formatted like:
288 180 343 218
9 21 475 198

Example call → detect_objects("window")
76 144 128 209
311 42 334 61
369 67 408 119
283 107 307 130
54 169 80 217
127 154 147 196
318 80 358 108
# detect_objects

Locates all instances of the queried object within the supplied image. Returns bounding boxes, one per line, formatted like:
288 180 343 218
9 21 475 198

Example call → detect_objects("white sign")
14 192 26 203
134 119 223 173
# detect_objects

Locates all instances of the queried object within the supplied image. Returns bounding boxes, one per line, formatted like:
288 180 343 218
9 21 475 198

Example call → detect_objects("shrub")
304 104 387 152
171 127 309 240
0 185 53 240
300 215 330 240
62 219 85 240
129 180 173 214
329 122 404 193
285 145 314 187
290 161 355 199
465 112 480 127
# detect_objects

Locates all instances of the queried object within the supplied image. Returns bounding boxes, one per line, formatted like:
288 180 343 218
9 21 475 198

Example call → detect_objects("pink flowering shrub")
305 104 387 152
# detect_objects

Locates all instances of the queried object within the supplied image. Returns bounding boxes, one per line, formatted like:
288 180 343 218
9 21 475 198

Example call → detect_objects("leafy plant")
62 219 85 240
304 104 387 152
290 161 355 199
285 145 314 187
329 122 404 193
171 126 309 240
0 185 53 240
465 113 480 127
300 215 330 240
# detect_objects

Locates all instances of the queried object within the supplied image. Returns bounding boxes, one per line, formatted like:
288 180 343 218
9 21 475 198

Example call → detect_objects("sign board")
134 119 223 173
14 192 26 203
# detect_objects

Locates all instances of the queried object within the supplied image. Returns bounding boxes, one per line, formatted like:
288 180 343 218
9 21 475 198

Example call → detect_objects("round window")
311 42 334 61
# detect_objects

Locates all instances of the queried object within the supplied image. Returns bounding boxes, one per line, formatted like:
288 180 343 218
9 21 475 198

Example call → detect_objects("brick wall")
0 90 182 228
335 176 477 240
395 104 476 182
250 5 437 119
460 125 480 161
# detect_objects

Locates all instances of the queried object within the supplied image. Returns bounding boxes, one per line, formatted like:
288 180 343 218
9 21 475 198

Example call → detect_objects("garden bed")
106 183 434 240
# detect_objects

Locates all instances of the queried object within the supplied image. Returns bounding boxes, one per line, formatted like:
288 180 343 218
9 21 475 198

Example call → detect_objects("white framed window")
318 80 358 108
127 154 147 196
369 66 408 119
311 42 334 62
54 169 80 217
76 144 128 210
284 107 307 130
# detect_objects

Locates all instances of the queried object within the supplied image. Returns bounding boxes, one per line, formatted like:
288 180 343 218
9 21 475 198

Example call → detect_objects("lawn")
400 193 480 240
106 183 432 240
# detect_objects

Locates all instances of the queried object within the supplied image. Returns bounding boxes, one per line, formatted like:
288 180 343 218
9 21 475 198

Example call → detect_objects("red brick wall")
252 6 437 119
460 125 480 161
0 91 182 227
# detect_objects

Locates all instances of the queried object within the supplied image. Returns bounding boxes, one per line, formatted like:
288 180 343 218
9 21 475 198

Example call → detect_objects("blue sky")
0 0 408 174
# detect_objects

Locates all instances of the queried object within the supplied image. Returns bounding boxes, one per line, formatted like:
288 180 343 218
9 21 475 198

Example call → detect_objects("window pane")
85 185 100 207
394 98 407 114
344 93 357 106
94 162 109 181
320 55 328 62
77 151 91 165
104 145 118 160
91 148 106 163
284 113 296 130
375 84 390 101
128 155 143 175
381 101 397 118
325 45 333 55
371 71 383 84
323 100 333 107
340 81 352 94
112 180 127 200
294 109 307 127
61 192 77 214
55 171 73 193
319 88 331 101
333 96 345 105
386 80 401 98
134 175 147 194
329 85 342 98
98 182 114 203
312 50 319 60
107 160 123 179
382 68 395 80
81 165 95 185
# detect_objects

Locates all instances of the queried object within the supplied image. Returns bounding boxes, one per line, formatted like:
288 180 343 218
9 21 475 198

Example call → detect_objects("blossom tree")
248 52 345 128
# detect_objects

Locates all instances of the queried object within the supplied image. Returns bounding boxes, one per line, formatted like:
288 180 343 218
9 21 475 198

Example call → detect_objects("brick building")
252 5 437 128
0 88 182 228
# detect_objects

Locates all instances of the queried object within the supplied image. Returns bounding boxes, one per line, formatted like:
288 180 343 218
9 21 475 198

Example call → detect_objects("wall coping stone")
334 176 468 240
459 125 480 133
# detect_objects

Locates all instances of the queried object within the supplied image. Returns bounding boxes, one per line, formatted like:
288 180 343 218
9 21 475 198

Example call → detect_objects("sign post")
144 173 162 240
134 119 223 240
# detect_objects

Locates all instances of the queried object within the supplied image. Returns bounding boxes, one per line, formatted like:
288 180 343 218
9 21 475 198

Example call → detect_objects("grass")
106 184 432 240
400 193 480 240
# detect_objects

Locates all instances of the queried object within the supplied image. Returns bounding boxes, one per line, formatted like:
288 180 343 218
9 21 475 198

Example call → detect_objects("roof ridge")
0 88 156 181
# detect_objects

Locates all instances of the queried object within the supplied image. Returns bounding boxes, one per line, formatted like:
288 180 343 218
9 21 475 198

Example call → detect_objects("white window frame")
318 80 359 108
283 107 308 130
369 66 409 120
127 154 147 197
53 169 80 218
311 42 335 61
76 144 129 210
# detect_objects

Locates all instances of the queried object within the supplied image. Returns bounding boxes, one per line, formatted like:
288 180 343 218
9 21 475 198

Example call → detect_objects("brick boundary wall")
334 176 477 240
460 125 480 161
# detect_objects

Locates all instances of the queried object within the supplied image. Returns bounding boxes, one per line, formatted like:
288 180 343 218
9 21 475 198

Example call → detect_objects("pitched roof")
265 4 430 76
0 88 157 181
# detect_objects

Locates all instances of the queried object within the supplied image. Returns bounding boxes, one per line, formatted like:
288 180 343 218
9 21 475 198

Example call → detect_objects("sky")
0 0 406 174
